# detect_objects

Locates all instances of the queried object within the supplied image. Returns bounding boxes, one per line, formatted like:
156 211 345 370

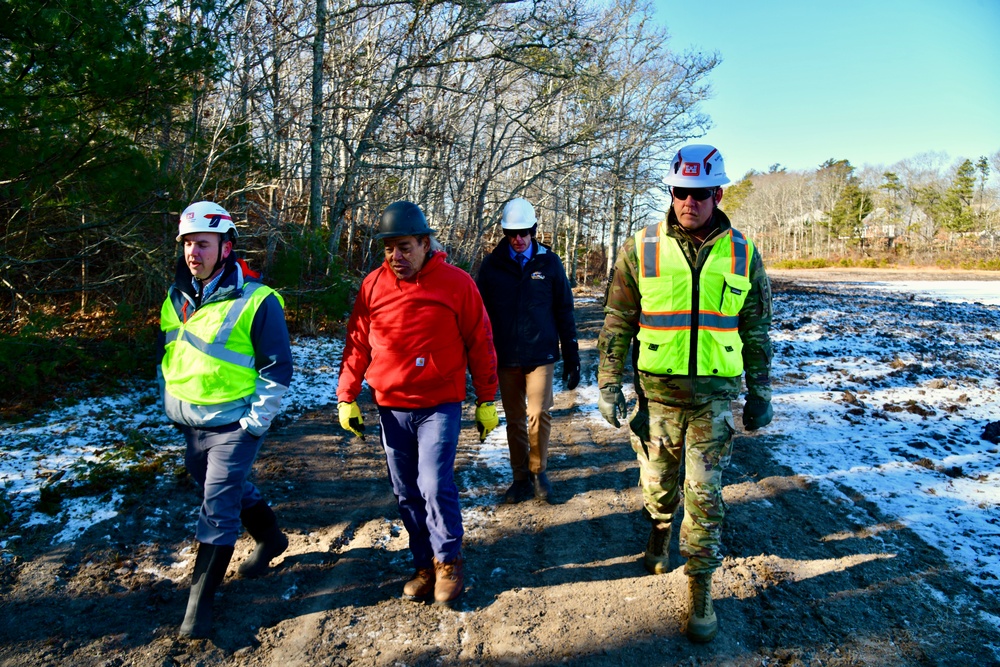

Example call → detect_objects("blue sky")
653 0 1000 180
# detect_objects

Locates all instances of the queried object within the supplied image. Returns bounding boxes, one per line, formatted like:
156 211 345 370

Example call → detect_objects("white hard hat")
501 197 537 230
664 144 730 188
177 201 238 241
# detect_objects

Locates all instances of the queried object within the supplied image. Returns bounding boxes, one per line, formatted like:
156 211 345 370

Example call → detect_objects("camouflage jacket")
597 208 773 407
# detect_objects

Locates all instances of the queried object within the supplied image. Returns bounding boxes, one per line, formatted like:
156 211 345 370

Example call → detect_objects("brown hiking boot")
402 567 435 601
643 522 672 575
686 573 718 643
432 555 464 607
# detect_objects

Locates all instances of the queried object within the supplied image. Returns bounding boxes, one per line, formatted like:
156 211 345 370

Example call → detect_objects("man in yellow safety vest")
158 200 294 639
597 144 773 644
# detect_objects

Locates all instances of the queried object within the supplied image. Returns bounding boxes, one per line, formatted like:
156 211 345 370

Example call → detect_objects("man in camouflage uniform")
597 144 773 643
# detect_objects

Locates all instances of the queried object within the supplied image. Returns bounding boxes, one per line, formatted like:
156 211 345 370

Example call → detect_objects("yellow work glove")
474 401 499 442
338 401 365 439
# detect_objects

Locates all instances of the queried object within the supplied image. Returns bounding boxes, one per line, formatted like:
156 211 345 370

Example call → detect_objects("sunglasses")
671 187 716 202
503 228 532 238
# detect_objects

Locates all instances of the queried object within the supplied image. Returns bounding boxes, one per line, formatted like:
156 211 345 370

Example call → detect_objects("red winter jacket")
337 251 498 409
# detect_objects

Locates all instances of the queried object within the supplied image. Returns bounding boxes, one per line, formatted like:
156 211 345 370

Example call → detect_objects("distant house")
859 207 928 248
860 208 897 240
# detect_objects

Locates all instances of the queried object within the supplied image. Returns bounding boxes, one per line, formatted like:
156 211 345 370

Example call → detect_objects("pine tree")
820 160 872 241
721 173 756 215
0 0 222 310
940 159 976 233
975 156 990 213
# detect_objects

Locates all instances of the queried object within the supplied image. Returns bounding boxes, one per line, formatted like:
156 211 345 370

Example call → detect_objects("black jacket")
476 238 579 368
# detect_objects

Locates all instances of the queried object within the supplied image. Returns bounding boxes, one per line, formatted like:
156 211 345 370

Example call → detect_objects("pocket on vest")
719 273 751 316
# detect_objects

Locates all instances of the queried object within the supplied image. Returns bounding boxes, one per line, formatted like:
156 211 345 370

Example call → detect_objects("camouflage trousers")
628 399 735 575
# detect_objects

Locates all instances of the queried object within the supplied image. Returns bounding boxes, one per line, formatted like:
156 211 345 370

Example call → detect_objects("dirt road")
1 279 998 666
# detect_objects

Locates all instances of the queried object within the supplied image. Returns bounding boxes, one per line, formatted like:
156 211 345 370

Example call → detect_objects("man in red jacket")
336 201 499 607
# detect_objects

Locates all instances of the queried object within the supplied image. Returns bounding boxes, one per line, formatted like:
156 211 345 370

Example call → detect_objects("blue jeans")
378 402 463 567
183 422 264 546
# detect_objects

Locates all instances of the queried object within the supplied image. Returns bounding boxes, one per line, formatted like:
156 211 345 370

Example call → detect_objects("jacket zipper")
689 264 700 378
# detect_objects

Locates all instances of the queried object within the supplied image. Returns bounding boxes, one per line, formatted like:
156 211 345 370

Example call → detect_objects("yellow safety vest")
634 222 753 377
160 282 281 405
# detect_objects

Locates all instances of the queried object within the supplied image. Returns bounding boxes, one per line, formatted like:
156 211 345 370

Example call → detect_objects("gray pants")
182 423 264 546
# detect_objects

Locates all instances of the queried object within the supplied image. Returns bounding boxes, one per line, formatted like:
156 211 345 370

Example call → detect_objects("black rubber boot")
238 500 289 579
179 542 235 639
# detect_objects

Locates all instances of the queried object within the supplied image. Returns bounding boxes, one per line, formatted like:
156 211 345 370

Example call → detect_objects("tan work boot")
643 522 672 575
402 567 435 601
686 572 718 643
432 555 464 607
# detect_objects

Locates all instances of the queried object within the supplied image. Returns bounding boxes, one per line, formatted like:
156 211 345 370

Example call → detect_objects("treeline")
1 0 718 329
4 0 997 342
727 153 1000 266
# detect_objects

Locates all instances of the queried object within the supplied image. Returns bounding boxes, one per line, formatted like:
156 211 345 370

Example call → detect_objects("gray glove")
742 397 773 431
598 385 627 428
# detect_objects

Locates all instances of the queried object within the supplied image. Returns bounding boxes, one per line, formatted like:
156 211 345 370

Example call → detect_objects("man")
476 197 580 504
158 200 294 638
336 200 499 607
597 144 773 643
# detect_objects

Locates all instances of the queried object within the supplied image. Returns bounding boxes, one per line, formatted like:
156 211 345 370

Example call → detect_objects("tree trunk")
572 188 585 287
308 0 326 231
607 180 623 280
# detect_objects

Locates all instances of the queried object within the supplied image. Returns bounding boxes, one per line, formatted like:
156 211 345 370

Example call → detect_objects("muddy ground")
2 273 999 666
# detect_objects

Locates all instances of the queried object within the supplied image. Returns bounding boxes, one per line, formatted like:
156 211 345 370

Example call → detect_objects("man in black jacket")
476 198 580 503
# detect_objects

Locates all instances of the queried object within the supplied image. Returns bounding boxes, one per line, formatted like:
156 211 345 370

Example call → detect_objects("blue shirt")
508 242 534 267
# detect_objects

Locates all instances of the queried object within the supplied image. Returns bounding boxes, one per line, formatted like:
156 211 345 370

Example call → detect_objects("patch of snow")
768 280 1000 593
0 335 345 542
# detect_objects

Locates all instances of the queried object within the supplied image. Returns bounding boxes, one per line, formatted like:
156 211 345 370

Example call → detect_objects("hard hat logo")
682 163 701 177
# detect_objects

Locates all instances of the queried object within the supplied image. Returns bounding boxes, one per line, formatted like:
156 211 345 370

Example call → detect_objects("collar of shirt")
192 269 225 303
508 242 534 264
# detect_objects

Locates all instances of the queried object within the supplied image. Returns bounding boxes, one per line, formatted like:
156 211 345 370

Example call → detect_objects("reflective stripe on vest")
635 223 753 377
160 282 280 404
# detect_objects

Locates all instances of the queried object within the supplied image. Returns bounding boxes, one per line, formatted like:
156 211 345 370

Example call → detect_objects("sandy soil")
1 274 999 667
